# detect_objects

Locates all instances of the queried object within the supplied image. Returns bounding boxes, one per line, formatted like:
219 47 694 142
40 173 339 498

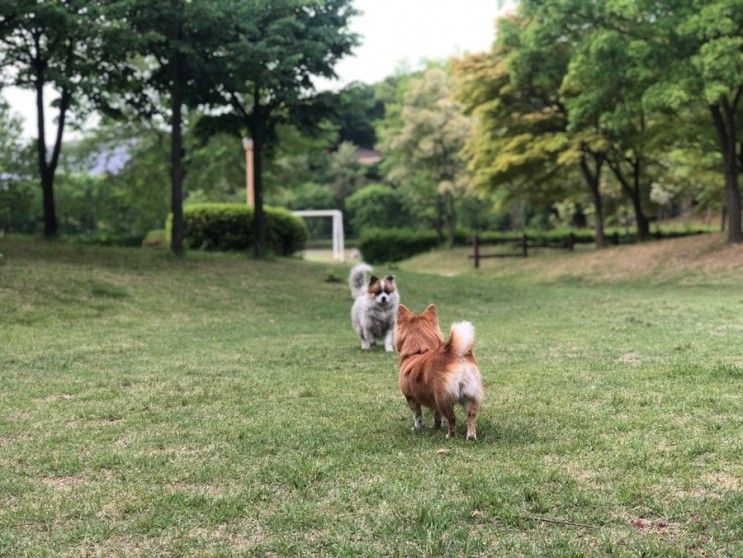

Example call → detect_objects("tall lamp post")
242 137 254 208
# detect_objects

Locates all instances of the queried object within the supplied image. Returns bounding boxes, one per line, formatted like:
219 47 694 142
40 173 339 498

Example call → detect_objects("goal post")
292 209 345 262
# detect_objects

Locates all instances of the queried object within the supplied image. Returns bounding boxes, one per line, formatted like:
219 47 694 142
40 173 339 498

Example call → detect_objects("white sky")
3 0 514 141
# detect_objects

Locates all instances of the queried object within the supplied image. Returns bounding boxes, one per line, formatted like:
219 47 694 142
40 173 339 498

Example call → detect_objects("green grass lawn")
0 237 741 556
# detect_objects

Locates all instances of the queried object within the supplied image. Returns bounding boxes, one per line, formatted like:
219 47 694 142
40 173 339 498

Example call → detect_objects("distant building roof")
89 144 131 176
356 148 381 166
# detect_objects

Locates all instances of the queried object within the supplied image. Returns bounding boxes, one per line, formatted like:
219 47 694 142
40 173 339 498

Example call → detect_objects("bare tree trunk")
445 191 456 246
34 58 56 238
251 121 266 257
608 156 650 241
710 95 742 242
579 149 605 248
169 0 185 255
434 195 444 242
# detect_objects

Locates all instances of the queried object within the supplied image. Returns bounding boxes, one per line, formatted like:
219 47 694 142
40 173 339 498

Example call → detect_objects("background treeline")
1 0 741 256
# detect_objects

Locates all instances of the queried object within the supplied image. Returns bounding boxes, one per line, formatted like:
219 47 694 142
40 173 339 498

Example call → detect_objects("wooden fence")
469 233 575 268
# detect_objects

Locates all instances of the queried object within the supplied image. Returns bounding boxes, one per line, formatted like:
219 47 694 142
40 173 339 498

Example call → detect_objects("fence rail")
469 233 576 268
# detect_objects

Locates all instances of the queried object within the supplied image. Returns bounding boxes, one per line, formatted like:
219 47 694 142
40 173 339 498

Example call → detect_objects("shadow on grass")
397 414 540 447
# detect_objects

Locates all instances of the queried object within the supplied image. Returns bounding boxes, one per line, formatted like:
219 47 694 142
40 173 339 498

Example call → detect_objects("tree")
328 141 366 214
346 183 409 233
329 82 384 149
454 14 611 245
377 66 472 245
646 0 743 242
108 0 233 254
0 100 36 234
0 1 123 237
199 0 357 256
559 24 661 241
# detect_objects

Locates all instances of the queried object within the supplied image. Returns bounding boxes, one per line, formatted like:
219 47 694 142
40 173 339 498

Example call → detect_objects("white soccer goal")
292 209 345 262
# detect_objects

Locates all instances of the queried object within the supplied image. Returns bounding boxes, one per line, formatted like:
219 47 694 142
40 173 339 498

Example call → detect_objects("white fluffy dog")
349 263 399 351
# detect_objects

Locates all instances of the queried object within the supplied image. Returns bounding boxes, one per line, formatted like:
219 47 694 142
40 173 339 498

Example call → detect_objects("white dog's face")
368 275 398 308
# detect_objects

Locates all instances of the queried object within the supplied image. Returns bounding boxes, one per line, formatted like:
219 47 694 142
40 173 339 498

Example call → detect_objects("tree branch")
49 86 71 175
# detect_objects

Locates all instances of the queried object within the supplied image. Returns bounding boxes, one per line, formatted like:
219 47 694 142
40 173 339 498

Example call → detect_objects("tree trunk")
721 205 727 232
251 122 266 257
445 191 456 246
169 0 185 256
630 187 650 241
434 195 444 242
34 62 56 238
710 98 742 242
608 157 650 241
40 169 56 238
590 183 605 248
579 150 605 248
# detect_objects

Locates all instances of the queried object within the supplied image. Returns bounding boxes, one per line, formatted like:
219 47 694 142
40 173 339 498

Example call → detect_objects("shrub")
288 182 336 238
142 229 167 248
346 184 409 233
168 203 308 255
358 228 442 263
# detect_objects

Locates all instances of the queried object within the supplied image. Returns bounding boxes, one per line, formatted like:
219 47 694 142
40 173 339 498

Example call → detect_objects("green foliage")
278 182 336 239
328 141 366 211
454 15 572 199
0 0 133 236
346 184 409 233
0 102 37 234
53 137 169 238
328 82 384 149
0 179 37 234
193 0 358 253
377 66 472 242
290 183 335 212
263 124 336 197
170 203 308 255
141 229 167 248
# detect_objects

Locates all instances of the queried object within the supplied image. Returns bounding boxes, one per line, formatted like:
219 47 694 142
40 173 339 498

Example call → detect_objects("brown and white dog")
395 304 483 440
349 263 399 351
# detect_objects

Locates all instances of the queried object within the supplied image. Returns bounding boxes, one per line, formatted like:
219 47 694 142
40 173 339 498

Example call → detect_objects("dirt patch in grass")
703 472 740 493
42 475 87 490
618 352 641 366
167 482 239 498
40 394 75 402
189 519 266 549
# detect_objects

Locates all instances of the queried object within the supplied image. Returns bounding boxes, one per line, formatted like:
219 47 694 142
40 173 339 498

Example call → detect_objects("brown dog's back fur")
396 304 483 439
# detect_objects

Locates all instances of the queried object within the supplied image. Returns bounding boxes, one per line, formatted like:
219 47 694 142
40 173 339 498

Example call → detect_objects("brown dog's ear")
421 304 438 321
385 275 394 282
397 304 411 322
368 275 379 285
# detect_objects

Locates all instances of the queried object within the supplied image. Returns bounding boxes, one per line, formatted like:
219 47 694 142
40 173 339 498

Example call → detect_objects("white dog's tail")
448 321 475 357
349 263 373 299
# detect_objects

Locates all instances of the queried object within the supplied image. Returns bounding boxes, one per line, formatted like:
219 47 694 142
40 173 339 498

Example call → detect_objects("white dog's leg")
361 337 372 350
384 329 394 352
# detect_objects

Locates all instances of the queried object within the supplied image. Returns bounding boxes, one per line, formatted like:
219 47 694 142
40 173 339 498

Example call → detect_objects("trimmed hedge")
358 228 444 263
168 203 308 255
